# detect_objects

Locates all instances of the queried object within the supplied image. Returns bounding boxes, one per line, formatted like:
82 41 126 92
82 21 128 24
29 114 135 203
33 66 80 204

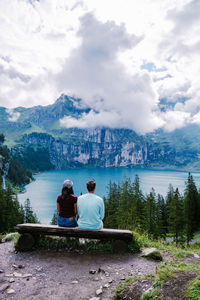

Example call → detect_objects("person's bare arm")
57 202 60 214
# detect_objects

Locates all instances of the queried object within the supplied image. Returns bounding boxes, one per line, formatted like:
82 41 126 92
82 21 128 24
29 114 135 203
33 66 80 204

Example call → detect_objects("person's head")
61 179 74 198
86 179 96 193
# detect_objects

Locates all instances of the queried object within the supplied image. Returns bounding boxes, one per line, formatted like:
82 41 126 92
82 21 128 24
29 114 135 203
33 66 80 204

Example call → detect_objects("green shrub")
185 275 200 300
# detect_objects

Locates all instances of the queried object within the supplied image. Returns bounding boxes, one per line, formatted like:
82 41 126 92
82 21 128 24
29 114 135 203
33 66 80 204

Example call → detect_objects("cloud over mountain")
58 13 164 134
0 0 200 134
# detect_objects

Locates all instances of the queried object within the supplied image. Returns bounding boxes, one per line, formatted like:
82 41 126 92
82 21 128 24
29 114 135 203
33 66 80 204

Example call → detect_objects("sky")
0 0 200 134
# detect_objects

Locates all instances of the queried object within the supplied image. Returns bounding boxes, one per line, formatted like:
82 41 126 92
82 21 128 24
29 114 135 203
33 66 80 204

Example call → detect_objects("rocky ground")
0 241 158 300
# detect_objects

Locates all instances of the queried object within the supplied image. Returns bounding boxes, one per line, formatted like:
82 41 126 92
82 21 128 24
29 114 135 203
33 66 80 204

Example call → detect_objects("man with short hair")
77 179 104 230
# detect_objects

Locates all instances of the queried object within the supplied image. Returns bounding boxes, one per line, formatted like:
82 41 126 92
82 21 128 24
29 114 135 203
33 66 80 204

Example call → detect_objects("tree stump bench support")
15 223 133 251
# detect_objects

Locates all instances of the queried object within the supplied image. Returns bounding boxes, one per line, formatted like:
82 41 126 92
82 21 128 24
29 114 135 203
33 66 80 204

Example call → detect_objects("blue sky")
0 0 200 134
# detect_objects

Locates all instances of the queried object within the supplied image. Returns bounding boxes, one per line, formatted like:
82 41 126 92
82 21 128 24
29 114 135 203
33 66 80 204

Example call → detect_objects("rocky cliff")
1 95 200 171
16 129 190 170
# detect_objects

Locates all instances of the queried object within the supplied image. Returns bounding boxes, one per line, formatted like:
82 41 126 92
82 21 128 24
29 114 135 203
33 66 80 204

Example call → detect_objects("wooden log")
15 223 133 242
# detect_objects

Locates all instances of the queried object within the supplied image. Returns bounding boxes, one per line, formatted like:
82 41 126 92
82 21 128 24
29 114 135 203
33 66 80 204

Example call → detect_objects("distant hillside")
1 95 200 171
0 134 32 187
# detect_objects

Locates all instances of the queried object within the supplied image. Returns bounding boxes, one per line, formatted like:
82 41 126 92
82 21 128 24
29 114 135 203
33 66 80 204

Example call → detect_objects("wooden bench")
15 223 133 251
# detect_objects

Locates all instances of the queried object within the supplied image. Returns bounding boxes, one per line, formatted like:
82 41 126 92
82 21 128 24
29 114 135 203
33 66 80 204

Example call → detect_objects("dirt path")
0 241 158 300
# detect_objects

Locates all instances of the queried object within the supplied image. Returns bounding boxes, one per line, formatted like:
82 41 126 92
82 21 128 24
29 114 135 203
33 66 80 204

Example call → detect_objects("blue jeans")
57 216 78 227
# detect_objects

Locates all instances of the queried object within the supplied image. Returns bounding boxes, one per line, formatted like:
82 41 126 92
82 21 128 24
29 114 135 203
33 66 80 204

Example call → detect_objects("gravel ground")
0 241 158 300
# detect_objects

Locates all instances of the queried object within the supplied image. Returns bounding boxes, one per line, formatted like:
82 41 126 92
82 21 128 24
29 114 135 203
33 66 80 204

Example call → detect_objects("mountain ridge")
1 94 200 171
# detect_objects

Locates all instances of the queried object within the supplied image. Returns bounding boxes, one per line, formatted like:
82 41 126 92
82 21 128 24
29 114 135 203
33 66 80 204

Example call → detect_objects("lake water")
18 168 200 224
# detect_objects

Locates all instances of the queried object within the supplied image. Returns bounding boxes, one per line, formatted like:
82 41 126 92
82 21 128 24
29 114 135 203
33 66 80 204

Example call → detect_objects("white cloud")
160 110 191 132
57 13 164 134
6 108 20 122
0 0 200 134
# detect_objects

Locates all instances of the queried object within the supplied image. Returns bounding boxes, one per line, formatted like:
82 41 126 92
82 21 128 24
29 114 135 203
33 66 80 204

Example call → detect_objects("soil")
159 272 198 300
116 279 152 300
0 241 158 300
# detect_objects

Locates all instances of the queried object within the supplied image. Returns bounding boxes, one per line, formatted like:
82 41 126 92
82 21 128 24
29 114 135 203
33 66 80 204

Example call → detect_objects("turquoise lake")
18 168 200 224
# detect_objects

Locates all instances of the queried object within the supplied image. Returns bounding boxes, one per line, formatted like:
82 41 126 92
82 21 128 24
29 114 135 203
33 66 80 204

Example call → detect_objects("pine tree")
166 184 174 233
131 175 145 231
104 181 121 228
51 210 58 225
0 181 6 233
24 198 39 223
0 184 25 233
116 179 134 230
156 194 167 238
184 173 198 244
168 188 184 245
144 189 157 237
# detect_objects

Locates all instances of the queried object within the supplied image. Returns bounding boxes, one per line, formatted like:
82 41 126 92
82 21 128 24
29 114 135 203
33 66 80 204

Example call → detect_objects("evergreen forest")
0 180 39 234
104 173 200 245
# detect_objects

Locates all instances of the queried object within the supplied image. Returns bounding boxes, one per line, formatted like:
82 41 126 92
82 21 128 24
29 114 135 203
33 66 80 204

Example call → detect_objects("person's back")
77 179 104 230
57 179 78 227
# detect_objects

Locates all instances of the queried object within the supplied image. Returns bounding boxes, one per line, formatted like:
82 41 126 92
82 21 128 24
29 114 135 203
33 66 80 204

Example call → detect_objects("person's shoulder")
94 194 103 201
78 193 88 200
57 194 62 201
71 194 77 201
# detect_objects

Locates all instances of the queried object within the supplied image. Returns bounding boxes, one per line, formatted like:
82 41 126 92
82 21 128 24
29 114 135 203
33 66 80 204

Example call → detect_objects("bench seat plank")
16 223 133 241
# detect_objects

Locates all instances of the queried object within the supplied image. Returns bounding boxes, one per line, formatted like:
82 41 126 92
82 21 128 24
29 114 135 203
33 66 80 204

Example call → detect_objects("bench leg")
112 240 128 253
16 233 36 251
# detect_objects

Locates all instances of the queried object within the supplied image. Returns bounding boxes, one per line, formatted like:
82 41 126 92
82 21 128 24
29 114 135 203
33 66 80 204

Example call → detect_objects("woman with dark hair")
57 179 78 227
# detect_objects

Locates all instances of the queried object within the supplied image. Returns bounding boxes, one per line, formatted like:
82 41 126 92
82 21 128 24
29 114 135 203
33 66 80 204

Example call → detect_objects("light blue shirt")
77 193 105 230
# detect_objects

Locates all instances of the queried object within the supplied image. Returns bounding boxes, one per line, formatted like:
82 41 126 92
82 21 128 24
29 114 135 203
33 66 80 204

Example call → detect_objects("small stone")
5 274 13 277
2 232 18 243
22 274 32 278
6 288 15 294
18 264 24 269
98 268 105 273
9 278 15 283
104 283 110 288
71 280 79 284
35 267 43 272
141 248 163 261
0 283 10 292
96 288 103 296
93 277 99 281
89 269 96 274
12 264 18 269
194 254 200 258
13 272 22 277
120 277 125 280
108 279 113 283
0 269 4 273
89 297 101 300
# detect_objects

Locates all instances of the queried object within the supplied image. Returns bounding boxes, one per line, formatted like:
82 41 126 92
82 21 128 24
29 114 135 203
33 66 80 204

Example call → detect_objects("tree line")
104 173 200 244
0 178 38 234
0 134 33 186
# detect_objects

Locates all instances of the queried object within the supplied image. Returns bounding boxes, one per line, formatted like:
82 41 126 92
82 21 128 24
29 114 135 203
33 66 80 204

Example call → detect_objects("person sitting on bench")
77 179 104 230
57 179 78 227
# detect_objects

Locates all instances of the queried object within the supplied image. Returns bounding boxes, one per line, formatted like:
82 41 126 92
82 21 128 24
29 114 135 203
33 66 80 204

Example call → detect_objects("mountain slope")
1 95 200 171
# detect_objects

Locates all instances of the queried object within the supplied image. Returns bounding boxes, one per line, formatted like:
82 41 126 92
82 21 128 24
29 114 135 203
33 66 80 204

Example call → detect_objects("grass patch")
115 254 200 300
193 234 200 239
185 275 200 300
133 231 200 258
115 276 139 297
30 235 114 252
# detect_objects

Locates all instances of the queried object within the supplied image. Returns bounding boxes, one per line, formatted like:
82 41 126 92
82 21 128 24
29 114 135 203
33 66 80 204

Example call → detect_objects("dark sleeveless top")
57 194 77 218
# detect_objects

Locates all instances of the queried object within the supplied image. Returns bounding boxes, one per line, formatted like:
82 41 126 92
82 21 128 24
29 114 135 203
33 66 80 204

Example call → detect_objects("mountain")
1 95 200 171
